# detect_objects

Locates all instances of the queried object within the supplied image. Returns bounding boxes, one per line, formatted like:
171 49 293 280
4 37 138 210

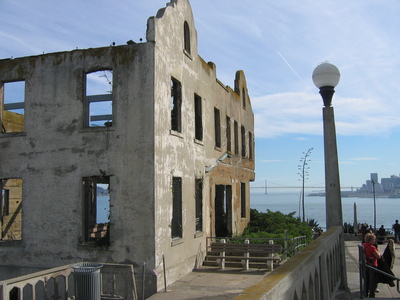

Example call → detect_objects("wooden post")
242 239 250 270
218 239 226 270
267 240 274 271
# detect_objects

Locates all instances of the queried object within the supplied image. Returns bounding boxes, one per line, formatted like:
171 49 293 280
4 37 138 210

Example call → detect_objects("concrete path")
148 237 400 299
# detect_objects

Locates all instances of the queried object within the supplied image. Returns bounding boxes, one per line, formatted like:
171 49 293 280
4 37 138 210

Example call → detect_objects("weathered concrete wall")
0 44 157 272
0 0 255 297
149 0 255 291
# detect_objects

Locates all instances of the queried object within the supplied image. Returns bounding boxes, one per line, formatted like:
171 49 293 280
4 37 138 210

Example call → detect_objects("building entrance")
215 185 232 237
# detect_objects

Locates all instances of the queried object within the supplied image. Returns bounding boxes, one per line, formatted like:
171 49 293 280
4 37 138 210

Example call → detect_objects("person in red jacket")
363 233 381 298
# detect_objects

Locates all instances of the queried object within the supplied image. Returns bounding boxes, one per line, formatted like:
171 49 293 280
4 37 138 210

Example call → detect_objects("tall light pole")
372 179 376 231
313 62 348 293
312 62 343 229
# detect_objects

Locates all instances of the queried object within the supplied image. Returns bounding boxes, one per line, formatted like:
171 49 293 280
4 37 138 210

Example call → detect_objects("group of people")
361 220 400 298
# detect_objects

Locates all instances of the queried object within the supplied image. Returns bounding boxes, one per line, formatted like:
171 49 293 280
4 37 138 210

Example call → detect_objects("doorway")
215 185 232 237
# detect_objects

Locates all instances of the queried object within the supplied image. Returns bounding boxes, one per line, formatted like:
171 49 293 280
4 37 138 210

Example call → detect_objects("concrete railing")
0 262 137 300
234 226 348 300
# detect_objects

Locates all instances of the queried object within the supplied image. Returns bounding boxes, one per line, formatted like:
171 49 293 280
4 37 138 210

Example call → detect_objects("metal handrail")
364 264 400 293
358 243 400 298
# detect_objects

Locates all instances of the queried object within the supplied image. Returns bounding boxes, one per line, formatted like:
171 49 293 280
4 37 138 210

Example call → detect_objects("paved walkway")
148 237 400 299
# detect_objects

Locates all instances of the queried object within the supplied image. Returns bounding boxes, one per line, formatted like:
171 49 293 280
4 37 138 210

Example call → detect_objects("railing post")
218 239 226 270
283 230 288 259
267 240 274 271
242 240 250 270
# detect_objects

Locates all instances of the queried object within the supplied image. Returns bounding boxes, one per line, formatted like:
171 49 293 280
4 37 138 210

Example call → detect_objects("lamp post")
372 179 376 231
312 62 343 229
313 62 348 293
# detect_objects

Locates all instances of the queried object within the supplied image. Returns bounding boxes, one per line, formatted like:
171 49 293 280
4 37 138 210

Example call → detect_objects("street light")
313 62 348 294
312 62 343 229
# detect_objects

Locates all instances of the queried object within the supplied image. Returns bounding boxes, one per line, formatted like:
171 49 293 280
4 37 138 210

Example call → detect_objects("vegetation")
242 209 313 243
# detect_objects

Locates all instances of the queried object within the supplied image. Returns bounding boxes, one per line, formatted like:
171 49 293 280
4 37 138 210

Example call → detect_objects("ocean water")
250 192 400 231
97 193 400 231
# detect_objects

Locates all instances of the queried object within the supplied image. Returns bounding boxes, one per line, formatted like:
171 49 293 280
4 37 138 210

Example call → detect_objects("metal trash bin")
72 263 103 300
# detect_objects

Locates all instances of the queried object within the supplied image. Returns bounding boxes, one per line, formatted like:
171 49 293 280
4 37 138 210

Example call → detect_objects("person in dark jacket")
392 220 400 243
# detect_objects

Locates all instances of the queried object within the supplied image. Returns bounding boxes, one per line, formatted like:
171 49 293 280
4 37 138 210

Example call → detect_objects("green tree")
242 209 313 242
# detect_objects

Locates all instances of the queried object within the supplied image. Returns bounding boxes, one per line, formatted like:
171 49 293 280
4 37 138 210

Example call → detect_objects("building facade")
0 0 254 296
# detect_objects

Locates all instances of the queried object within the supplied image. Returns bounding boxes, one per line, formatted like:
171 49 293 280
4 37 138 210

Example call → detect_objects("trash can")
72 263 103 300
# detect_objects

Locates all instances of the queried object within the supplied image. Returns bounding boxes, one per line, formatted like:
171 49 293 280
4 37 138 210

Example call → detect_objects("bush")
242 209 313 242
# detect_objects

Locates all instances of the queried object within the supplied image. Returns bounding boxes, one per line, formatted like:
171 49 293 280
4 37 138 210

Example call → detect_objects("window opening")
171 177 182 238
0 178 22 241
214 108 221 148
234 121 239 155
241 182 246 218
194 94 203 141
195 178 203 232
85 70 113 127
83 176 110 245
171 78 182 132
249 131 253 160
242 87 246 109
226 116 231 153
184 21 191 54
1 81 25 133
241 125 246 157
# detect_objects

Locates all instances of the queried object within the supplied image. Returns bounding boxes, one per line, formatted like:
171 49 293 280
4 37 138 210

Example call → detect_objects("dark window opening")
1 81 25 133
195 178 203 232
83 176 110 245
194 94 203 141
242 87 246 109
172 177 182 238
241 182 246 218
214 108 221 148
171 78 182 132
234 121 239 155
85 70 113 127
249 131 254 160
0 178 22 241
226 116 231 153
184 21 191 54
241 125 246 157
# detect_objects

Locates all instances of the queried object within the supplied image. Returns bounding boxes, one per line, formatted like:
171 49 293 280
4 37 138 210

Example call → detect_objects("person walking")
392 220 400 243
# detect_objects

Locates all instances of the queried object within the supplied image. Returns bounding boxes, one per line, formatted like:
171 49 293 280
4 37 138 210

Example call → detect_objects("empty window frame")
249 131 254 160
242 87 246 109
195 178 203 232
0 178 22 241
194 94 203 141
214 108 221 148
226 116 231 153
171 78 182 133
83 176 110 245
241 125 246 157
1 81 25 133
171 177 182 239
171 177 183 239
184 21 191 54
241 182 246 218
85 70 113 127
234 121 239 155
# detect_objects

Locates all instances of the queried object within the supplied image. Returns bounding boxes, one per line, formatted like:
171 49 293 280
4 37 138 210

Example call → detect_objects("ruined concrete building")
0 0 254 295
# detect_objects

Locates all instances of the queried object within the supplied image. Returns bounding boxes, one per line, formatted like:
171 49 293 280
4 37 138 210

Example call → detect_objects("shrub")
242 209 313 242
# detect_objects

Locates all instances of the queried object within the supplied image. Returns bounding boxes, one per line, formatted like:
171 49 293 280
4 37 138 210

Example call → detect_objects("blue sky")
1 0 400 191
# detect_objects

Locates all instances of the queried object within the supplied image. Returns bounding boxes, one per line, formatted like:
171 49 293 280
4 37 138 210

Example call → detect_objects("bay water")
97 192 400 232
251 192 400 231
